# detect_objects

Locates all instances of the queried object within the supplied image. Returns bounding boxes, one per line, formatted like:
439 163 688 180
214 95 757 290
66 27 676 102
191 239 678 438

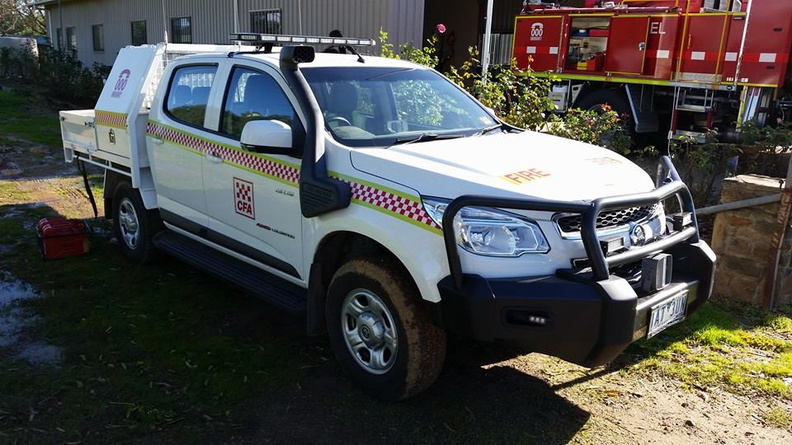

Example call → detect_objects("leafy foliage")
670 123 792 205
379 28 630 153
445 47 555 132
0 46 104 106
0 0 45 36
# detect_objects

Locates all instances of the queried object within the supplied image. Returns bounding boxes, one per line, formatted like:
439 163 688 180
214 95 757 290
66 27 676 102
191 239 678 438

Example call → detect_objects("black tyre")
326 256 446 401
576 89 632 125
576 89 639 146
112 182 161 264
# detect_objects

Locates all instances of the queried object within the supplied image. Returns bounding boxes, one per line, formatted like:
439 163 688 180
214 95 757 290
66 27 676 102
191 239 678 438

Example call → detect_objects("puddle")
0 274 38 305
0 271 62 366
0 202 47 219
16 342 62 365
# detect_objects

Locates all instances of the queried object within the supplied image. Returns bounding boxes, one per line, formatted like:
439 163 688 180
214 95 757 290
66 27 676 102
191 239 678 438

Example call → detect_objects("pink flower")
436 23 446 34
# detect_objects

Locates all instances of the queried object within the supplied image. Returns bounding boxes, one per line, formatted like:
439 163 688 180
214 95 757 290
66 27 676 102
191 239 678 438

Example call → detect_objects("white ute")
59 33 716 401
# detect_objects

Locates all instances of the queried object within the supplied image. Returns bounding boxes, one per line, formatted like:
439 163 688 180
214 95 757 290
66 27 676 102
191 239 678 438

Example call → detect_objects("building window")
92 24 104 52
131 20 147 46
66 27 77 50
250 9 281 34
170 17 192 43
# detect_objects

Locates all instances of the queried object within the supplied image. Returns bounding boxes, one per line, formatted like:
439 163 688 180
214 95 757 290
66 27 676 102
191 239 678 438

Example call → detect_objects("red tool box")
36 217 91 259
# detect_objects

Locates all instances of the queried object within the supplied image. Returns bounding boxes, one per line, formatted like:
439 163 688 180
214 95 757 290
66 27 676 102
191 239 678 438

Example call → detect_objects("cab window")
165 65 217 128
221 67 296 139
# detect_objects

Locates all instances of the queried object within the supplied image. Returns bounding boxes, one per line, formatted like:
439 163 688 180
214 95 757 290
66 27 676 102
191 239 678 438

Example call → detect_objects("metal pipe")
733 0 753 89
696 194 781 215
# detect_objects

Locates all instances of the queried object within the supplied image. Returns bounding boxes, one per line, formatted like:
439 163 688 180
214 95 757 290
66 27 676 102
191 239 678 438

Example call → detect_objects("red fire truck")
512 0 792 143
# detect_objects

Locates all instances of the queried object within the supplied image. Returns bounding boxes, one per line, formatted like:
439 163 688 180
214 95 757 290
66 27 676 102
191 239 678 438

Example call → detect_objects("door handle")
206 152 223 163
152 136 164 145
638 42 646 51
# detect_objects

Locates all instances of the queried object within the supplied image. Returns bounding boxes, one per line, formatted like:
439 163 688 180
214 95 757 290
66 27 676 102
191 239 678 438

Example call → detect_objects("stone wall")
711 175 791 307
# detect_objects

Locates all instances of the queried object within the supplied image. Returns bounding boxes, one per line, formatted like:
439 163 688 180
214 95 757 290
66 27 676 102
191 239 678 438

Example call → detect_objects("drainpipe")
58 0 63 50
233 0 239 32
481 0 494 83
161 0 168 43
298 0 303 35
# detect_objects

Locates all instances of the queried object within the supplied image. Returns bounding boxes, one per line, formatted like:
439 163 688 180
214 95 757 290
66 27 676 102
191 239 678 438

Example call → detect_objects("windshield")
301 67 498 147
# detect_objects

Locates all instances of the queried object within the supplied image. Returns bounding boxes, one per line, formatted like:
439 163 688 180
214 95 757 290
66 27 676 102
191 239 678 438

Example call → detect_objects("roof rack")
230 32 377 50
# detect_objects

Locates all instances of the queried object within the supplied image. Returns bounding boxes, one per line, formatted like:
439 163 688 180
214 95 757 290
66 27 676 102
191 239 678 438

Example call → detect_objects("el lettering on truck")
501 168 551 185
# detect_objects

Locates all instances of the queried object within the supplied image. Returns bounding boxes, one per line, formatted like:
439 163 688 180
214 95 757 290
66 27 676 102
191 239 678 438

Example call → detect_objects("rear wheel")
112 182 161 264
326 256 446 401
576 89 638 147
576 89 632 125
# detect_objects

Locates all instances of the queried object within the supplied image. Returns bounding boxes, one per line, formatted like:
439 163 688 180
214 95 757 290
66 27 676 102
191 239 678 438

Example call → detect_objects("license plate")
647 291 688 338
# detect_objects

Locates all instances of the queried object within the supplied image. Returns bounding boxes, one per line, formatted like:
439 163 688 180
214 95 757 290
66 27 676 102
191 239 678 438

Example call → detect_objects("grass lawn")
0 203 312 442
0 89 62 148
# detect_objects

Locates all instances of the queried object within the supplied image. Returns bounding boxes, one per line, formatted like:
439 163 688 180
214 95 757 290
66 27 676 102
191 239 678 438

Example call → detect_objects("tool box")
36 217 91 259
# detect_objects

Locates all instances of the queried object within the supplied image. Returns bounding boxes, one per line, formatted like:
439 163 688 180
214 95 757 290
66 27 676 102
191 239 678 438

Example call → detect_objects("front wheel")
326 257 446 401
112 182 161 264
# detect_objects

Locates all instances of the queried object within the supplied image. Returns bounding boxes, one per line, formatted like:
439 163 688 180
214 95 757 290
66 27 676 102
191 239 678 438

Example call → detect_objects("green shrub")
0 46 104 106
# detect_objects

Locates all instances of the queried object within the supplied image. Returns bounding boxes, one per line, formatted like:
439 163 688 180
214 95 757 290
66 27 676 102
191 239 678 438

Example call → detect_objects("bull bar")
429 156 716 367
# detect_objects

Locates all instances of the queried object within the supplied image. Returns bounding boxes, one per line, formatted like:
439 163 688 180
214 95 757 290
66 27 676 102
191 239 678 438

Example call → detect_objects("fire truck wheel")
576 90 636 138
326 256 446 401
112 182 160 264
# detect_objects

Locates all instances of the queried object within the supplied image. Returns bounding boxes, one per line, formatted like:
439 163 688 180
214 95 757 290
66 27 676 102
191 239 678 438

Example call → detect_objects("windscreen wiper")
474 123 507 136
392 133 464 146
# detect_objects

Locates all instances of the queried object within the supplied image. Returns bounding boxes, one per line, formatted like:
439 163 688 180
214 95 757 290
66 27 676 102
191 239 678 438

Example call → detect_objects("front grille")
570 259 643 284
557 204 657 234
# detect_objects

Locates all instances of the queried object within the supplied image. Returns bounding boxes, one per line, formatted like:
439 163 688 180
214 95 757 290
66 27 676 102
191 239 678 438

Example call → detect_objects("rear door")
147 63 218 228
605 16 651 75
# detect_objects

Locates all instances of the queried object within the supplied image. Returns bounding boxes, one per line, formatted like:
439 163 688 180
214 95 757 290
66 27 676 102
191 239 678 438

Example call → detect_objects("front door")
202 64 304 280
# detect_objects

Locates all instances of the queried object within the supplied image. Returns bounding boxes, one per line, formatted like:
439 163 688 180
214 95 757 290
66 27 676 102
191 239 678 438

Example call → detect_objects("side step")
153 230 307 312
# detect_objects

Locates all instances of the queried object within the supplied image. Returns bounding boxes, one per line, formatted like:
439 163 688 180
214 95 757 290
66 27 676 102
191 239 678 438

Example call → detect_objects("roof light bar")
230 33 376 47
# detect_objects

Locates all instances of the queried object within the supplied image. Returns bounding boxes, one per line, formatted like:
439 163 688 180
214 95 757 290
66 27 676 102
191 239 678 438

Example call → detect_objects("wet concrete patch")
0 271 62 366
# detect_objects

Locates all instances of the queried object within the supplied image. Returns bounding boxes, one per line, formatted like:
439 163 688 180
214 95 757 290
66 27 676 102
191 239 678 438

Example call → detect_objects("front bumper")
430 241 715 367
429 157 717 367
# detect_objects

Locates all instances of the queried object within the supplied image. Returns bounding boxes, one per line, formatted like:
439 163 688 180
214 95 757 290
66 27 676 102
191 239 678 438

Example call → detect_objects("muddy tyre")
112 182 161 264
326 256 446 401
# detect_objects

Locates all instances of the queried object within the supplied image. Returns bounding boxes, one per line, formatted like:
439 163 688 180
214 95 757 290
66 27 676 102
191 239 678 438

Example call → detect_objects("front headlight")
423 198 550 257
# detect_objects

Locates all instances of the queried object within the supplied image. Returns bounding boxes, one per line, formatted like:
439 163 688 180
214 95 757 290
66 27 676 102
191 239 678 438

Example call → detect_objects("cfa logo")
530 23 544 41
110 69 131 98
234 177 256 219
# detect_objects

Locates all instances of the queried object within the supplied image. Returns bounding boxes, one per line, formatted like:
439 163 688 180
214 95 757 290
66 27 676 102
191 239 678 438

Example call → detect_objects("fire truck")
512 0 792 142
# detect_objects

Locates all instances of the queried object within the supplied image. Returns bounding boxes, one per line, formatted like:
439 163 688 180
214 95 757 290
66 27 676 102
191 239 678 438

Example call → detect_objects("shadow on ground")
213 306 591 444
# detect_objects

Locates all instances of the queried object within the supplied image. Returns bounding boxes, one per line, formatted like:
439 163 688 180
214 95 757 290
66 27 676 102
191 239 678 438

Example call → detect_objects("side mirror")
240 119 295 156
